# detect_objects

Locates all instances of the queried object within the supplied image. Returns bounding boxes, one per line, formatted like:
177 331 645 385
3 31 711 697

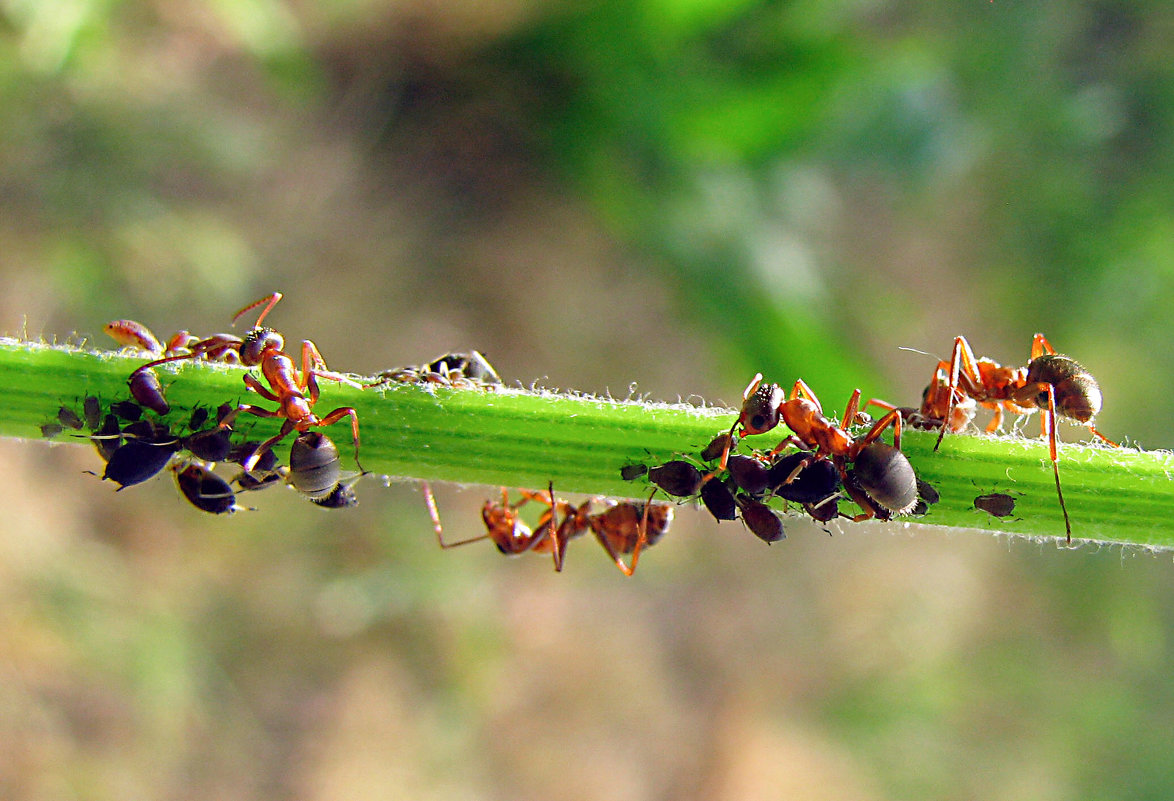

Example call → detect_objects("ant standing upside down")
125 292 364 474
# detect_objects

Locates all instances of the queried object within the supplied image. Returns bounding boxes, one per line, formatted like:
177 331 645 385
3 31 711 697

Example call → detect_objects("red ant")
126 292 363 473
424 483 566 570
883 334 1116 543
727 375 917 520
423 483 672 575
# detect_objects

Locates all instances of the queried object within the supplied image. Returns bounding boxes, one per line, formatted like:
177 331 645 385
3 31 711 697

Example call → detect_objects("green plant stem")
3 338 1171 547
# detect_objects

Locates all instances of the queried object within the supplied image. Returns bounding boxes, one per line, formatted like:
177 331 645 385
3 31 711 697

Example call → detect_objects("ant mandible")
926 334 1116 543
730 375 917 520
126 292 363 474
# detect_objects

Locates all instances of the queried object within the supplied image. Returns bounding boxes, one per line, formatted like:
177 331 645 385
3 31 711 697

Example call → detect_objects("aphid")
700 432 734 463
232 467 288 492
100 439 180 489
173 462 242 514
104 319 222 360
647 460 704 498
620 463 648 481
57 406 84 430
90 413 123 462
726 454 770 496
104 319 164 355
737 496 785 543
731 376 916 521
916 478 940 506
188 406 210 432
700 477 738 522
40 422 63 438
768 452 840 505
109 400 144 421
82 396 102 430
128 368 170 416
974 492 1019 520
229 440 281 475
424 484 565 570
184 427 233 462
912 334 1116 542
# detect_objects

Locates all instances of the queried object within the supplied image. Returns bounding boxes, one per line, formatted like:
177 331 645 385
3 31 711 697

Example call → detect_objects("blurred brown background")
3 1 1174 799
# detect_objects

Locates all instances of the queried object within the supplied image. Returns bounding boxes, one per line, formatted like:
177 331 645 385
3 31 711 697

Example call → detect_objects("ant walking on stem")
125 292 364 474
724 375 918 521
898 334 1116 543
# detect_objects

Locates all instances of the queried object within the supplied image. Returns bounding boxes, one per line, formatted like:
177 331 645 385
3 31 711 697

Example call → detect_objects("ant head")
1026 355 1103 423
240 327 284 365
738 381 785 436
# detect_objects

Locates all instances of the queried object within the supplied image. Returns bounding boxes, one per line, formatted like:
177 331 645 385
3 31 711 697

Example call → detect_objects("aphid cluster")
44 394 360 514
625 333 1113 547
58 300 1119 566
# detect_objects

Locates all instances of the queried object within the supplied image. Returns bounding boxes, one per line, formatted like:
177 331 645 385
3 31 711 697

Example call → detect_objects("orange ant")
126 292 363 474
883 334 1116 543
424 483 567 570
423 483 672 575
728 375 917 520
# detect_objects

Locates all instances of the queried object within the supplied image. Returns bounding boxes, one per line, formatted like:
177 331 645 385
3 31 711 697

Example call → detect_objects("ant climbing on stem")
125 292 364 474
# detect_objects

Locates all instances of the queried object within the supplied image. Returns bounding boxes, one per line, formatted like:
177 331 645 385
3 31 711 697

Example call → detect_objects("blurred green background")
3 1 1174 799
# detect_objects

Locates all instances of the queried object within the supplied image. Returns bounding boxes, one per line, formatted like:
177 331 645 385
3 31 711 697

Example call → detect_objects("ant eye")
750 414 767 431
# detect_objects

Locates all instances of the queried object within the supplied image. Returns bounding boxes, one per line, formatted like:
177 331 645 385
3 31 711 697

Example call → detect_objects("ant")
424 483 567 570
554 491 672 576
125 292 364 474
424 483 671 575
727 375 918 520
895 334 1116 543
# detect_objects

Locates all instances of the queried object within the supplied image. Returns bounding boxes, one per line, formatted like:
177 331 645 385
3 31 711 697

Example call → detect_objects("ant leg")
1087 425 1119 448
316 407 363 473
841 389 864 427
232 292 283 329
426 483 492 548
245 419 296 473
243 373 282 403
1038 384 1073 544
789 378 824 413
935 336 984 452
854 408 904 452
301 340 365 390
546 483 564 571
624 489 659 576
